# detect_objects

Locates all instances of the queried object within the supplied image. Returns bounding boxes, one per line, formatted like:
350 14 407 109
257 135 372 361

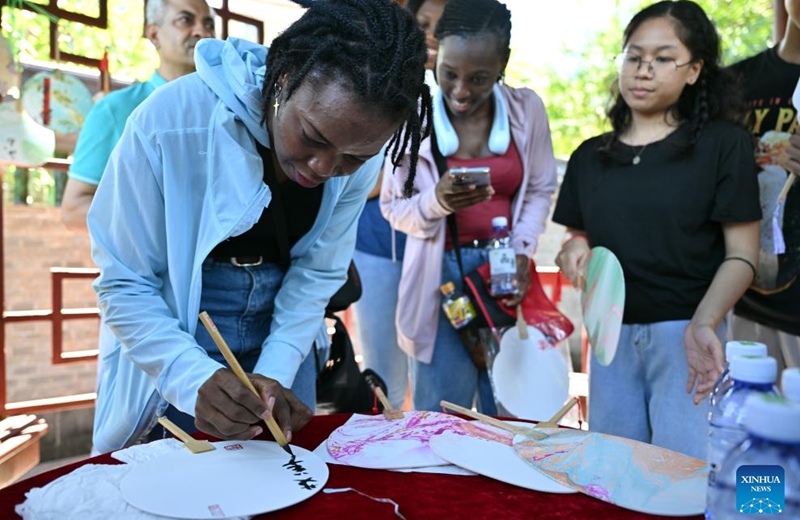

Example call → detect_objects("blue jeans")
153 258 317 436
588 319 725 459
352 249 409 409
411 248 497 415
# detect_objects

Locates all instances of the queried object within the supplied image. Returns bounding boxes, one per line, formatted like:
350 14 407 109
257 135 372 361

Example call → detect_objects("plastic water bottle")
783 368 800 403
706 394 800 519
710 341 768 400
440 281 476 330
707 356 780 492
488 216 518 296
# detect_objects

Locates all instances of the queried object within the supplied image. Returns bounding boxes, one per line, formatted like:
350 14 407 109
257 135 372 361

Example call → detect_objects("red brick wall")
3 205 98 403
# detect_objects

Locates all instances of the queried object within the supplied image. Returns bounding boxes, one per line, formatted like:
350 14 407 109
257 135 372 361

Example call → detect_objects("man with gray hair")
61 0 215 229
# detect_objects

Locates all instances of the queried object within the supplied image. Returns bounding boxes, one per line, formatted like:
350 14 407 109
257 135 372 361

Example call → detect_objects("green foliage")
2 0 158 82
0 0 780 163
507 0 775 159
2 1 159 206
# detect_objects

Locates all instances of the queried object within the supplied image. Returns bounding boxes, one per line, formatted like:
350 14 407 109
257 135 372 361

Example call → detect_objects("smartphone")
449 166 491 187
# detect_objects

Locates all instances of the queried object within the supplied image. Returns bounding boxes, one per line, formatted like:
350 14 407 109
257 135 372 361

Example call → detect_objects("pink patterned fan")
326 411 507 469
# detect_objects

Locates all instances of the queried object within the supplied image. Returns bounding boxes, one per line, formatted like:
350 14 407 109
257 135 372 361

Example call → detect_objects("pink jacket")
381 84 557 363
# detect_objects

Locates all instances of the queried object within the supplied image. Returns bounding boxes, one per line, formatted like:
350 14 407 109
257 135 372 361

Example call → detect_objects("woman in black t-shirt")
553 0 760 460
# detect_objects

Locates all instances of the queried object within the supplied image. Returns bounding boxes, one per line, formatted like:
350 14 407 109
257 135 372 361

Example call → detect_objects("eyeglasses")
614 53 693 77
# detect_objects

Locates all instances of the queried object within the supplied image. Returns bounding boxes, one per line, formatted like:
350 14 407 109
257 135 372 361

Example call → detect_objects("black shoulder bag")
429 133 575 367
429 131 517 368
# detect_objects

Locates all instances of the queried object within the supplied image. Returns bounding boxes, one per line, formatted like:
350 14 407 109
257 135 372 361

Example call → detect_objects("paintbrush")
440 397 578 440
199 311 294 457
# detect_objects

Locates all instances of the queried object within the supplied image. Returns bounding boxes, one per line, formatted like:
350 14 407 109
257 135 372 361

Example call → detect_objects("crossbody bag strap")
430 130 465 279
255 141 291 271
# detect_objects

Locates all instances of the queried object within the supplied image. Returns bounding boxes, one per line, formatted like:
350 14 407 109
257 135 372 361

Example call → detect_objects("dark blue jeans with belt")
148 257 318 439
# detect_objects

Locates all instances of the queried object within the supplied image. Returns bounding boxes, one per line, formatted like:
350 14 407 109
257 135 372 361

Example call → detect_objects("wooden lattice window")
1 0 266 71
205 0 264 44
0 0 109 68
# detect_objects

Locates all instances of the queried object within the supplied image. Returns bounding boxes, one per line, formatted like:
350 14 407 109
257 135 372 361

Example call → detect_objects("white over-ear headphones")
432 83 511 157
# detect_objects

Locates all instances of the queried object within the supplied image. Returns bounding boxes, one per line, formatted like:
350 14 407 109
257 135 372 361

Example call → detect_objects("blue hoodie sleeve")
68 98 123 185
252 154 382 387
88 118 226 417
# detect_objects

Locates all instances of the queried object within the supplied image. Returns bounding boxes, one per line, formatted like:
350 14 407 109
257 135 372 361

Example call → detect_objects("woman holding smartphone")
381 0 557 412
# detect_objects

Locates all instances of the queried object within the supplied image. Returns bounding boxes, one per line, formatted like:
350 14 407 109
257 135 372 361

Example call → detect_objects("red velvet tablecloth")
0 414 703 519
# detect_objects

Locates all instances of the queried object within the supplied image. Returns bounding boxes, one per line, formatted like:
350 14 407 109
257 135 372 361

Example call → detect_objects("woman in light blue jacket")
88 0 432 453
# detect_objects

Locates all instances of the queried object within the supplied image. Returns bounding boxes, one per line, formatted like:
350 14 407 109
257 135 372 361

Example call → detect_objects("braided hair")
433 0 512 76
263 0 431 196
604 0 744 156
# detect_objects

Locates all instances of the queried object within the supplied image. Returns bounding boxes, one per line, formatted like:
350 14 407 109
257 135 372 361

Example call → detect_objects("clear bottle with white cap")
487 216 518 296
782 368 800 403
710 341 768 402
707 356 780 492
706 394 800 519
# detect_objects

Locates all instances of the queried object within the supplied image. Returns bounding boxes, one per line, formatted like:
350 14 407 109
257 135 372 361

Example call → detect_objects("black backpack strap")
430 130 464 279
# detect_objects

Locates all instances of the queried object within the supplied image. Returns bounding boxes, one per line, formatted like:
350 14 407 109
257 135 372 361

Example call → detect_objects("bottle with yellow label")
441 281 476 330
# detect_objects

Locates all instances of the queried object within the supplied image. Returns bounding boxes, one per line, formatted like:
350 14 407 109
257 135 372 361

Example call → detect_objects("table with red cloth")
0 414 703 520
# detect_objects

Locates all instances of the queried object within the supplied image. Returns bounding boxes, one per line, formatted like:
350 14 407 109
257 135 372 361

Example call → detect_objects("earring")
272 83 282 117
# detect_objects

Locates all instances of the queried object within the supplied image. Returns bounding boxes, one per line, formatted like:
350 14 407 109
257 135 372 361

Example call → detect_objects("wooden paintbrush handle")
158 416 194 444
199 312 291 448
375 386 403 420
778 174 797 202
516 304 529 340
543 397 578 426
440 400 529 435
374 386 393 411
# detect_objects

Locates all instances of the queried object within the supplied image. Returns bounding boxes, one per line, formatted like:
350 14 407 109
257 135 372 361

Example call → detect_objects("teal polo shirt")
68 72 167 185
